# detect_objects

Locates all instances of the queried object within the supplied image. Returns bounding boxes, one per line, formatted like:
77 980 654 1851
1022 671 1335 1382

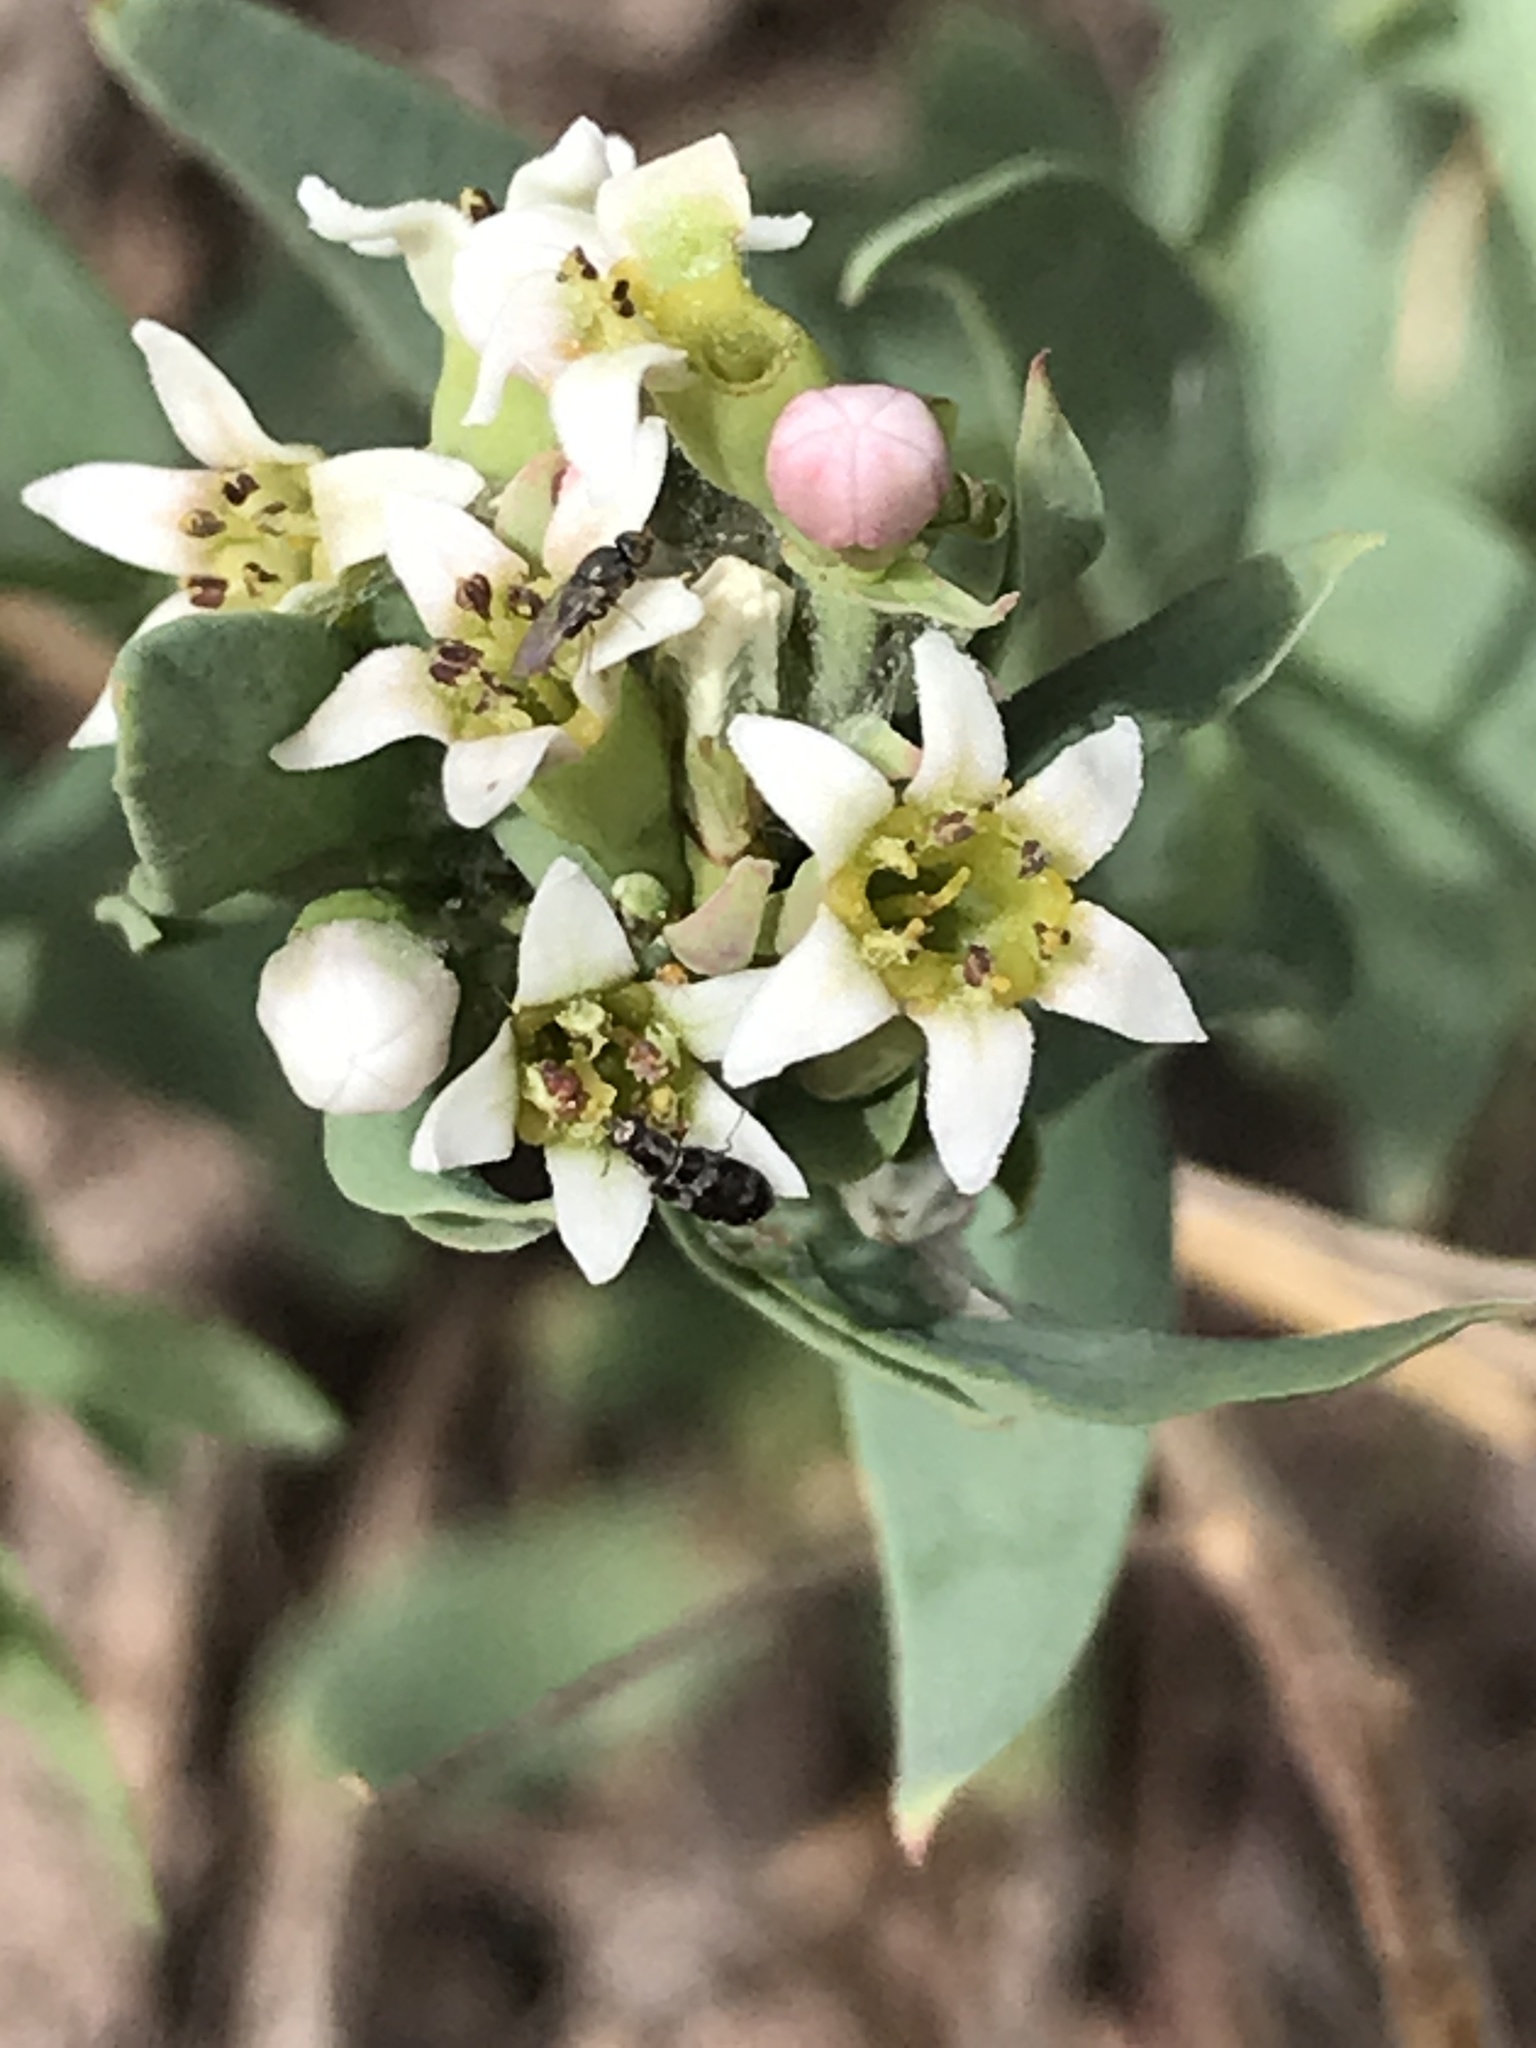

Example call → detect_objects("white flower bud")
257 919 460 1114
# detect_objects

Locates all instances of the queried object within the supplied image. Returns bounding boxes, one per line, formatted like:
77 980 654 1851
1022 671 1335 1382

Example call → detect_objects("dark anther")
259 500 287 520
963 943 994 988
538 1062 587 1117
460 186 498 221
222 472 260 507
429 658 468 685
505 584 544 620
572 247 598 281
181 508 226 539
455 572 494 619
186 575 228 609
1018 839 1047 877
242 562 281 591
931 810 975 846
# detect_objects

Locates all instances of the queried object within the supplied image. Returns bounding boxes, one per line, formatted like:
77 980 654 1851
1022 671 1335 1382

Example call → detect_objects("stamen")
572 247 599 282
181 508 226 539
455 573 493 620
1018 839 1048 877
538 1061 587 1118
624 1037 671 1084
460 186 498 221
654 962 690 987
963 943 993 988
222 472 260 507
931 810 975 846
186 574 228 609
242 562 281 597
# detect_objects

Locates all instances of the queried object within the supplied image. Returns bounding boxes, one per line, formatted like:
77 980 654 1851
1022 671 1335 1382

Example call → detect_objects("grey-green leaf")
324 1101 555 1254
1006 533 1377 774
1012 351 1105 611
114 611 429 914
0 173 175 589
0 1272 342 1451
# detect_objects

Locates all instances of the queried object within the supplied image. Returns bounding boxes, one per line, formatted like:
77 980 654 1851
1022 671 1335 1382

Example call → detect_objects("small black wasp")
512 530 654 679
608 1114 775 1227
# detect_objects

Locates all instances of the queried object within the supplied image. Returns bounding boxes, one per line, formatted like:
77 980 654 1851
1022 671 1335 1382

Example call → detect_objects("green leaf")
841 155 1252 606
0 1271 342 1451
1005 534 1376 774
0 1548 157 1922
0 173 175 589
261 1497 745 1789
324 1100 554 1254
114 611 430 913
846 1071 1163 1839
518 674 688 901
1011 352 1105 611
93 0 526 398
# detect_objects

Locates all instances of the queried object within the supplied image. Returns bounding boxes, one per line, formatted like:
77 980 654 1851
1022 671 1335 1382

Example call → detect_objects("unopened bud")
766 384 952 553
257 919 460 1114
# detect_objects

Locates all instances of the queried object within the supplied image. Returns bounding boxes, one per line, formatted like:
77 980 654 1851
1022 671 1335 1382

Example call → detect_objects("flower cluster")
23 117 1203 1285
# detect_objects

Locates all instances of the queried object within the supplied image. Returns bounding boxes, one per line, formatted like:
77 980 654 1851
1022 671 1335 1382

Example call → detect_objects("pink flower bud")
766 384 952 552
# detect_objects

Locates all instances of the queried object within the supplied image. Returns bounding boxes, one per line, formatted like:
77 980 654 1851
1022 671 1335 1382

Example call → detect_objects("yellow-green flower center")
427 572 595 744
512 981 692 1150
822 799 1076 1013
177 462 320 610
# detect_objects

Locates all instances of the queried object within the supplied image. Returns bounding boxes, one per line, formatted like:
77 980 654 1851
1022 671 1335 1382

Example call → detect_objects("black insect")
512 530 654 678
609 1114 775 1227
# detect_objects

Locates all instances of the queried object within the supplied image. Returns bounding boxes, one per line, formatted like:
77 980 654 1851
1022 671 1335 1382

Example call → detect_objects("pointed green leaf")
0 1548 157 1922
0 1271 342 1450
0 173 174 590
114 611 431 914
92 0 526 398
1006 534 1377 773
1012 351 1105 611
843 1377 1144 1846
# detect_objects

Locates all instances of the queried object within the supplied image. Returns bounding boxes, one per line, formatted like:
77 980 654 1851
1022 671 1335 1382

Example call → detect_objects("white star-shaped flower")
299 116 810 484
408 857 807 1283
20 321 482 746
718 629 1205 1196
269 496 702 829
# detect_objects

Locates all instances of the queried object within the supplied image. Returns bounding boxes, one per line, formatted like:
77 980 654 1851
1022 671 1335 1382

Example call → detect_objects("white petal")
549 345 687 503
464 277 579 421
596 135 751 254
722 908 898 1087
1037 901 1206 1043
515 856 635 1007
68 684 120 749
383 495 523 637
297 177 468 329
904 629 1007 806
588 576 704 672
726 713 892 872
506 117 630 210
22 463 208 575
543 415 669 578
916 1005 1035 1197
452 203 616 348
441 726 576 828
741 210 814 253
270 646 450 770
409 1020 519 1172
132 321 314 469
308 449 482 572
688 1072 808 1200
652 968 771 1062
547 1141 653 1284
1000 716 1144 880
